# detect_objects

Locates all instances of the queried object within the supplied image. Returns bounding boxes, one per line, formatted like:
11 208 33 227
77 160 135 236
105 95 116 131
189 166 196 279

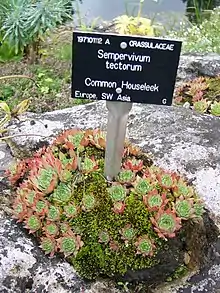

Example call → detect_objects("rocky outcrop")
176 53 220 82
0 212 119 293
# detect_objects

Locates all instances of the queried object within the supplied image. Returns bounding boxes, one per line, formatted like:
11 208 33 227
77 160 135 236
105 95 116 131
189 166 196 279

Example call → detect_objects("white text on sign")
84 78 160 92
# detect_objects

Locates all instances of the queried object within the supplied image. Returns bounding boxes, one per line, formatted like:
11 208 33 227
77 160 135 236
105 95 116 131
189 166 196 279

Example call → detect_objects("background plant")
0 0 73 63
174 76 220 116
0 75 37 136
114 0 161 36
7 128 204 279
168 7 220 54
183 0 217 23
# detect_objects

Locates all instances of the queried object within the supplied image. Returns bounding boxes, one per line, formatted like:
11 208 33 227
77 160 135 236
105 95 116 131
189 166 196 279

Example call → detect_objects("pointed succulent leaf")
60 223 72 234
13 201 27 222
31 168 58 194
210 101 220 117
34 200 48 216
47 205 61 221
120 224 136 242
193 202 204 217
173 180 194 198
144 165 161 180
157 173 177 189
53 129 79 146
123 158 144 172
44 222 59 237
81 156 98 173
133 177 153 195
14 201 24 215
68 132 85 148
194 99 210 113
6 160 27 185
151 209 182 240
123 144 141 156
143 191 168 211
57 234 83 257
25 190 40 206
175 198 194 219
112 201 126 214
88 129 106 149
59 169 72 182
108 184 126 202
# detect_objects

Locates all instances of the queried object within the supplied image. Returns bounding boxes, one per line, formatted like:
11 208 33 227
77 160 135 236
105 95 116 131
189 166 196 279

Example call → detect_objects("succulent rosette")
135 235 156 257
150 208 182 240
143 190 169 212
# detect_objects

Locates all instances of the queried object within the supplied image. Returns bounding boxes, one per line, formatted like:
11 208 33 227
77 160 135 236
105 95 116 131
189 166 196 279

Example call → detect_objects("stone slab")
0 212 119 293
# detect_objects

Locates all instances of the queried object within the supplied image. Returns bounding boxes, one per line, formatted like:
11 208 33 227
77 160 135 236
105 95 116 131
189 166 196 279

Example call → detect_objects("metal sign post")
104 101 132 181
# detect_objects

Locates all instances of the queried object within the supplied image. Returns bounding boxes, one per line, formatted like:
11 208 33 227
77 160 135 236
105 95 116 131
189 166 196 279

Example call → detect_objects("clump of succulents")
174 76 220 117
7 128 205 280
123 158 144 172
40 237 56 256
132 176 154 195
81 194 96 211
57 233 84 257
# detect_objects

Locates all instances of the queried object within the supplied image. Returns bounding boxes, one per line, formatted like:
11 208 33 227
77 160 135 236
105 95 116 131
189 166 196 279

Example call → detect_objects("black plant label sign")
72 31 182 106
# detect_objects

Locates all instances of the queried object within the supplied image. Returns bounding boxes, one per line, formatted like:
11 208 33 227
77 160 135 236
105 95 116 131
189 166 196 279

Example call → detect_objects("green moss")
84 146 105 160
166 265 188 282
66 173 162 278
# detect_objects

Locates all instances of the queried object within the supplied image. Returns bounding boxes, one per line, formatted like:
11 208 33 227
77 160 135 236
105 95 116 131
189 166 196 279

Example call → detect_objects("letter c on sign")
85 78 91 86
162 98 167 104
129 40 134 47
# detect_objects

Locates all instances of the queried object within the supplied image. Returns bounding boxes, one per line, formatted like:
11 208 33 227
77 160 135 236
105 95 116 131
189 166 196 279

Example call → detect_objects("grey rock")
0 212 119 293
0 142 14 174
176 53 220 82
